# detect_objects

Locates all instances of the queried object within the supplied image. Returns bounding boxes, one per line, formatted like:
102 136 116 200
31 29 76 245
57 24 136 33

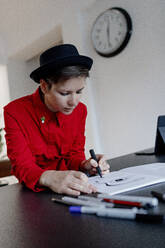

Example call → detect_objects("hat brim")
30 55 93 83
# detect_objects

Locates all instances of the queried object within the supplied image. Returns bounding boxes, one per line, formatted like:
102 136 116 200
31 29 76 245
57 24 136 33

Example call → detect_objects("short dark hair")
43 65 89 89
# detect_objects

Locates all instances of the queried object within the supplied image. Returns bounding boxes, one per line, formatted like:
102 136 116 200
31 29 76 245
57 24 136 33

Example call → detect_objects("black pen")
89 149 102 178
151 191 165 202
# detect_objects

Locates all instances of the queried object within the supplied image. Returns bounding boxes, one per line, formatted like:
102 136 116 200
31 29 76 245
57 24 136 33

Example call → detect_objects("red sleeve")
67 104 87 171
4 109 46 192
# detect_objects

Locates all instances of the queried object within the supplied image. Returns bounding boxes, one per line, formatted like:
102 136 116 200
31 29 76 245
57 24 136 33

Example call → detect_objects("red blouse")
4 88 87 192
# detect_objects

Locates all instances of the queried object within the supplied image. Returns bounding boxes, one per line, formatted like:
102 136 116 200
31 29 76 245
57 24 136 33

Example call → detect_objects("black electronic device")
135 115 165 156
154 115 165 154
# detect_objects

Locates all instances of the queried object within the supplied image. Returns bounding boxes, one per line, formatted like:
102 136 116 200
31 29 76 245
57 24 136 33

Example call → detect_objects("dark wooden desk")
0 159 11 177
0 152 165 248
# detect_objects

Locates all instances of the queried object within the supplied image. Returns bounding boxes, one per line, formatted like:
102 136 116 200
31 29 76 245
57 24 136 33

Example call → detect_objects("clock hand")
106 18 111 47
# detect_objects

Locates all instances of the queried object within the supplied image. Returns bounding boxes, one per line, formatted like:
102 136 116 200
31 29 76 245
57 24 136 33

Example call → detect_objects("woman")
4 44 109 196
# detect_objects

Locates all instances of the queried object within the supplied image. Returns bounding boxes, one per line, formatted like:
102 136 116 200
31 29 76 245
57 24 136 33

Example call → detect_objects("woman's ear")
40 79 49 94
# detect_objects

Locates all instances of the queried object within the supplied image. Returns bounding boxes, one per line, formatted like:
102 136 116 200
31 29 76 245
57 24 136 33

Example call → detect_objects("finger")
96 154 105 162
69 181 93 194
91 167 97 173
103 163 110 170
88 183 98 193
87 169 97 176
101 170 110 175
64 187 81 196
97 155 110 169
72 171 88 182
96 155 107 165
90 159 98 168
99 161 110 171
68 175 94 193
49 183 79 195
98 159 105 167
100 169 110 175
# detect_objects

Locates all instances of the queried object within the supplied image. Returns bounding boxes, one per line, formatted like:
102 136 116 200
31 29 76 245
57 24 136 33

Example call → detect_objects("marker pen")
98 194 158 207
96 208 164 223
103 198 145 208
89 149 102 178
79 195 145 208
69 206 102 214
70 206 137 216
52 196 114 208
69 206 164 223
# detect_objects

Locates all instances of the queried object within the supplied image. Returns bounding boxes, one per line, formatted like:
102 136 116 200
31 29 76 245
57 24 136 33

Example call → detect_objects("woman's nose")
68 94 78 106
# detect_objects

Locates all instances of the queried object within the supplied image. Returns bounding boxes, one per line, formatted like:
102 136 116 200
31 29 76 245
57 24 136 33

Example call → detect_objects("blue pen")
70 206 103 214
89 149 102 178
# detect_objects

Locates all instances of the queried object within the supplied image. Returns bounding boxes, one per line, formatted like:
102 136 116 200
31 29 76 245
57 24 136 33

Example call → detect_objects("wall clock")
91 7 133 57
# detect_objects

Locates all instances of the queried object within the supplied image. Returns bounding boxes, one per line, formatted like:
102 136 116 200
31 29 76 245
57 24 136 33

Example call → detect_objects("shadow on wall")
7 25 63 101
7 58 38 101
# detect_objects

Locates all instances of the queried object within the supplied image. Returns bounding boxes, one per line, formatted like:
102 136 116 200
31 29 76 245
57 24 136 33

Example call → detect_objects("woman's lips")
64 107 74 112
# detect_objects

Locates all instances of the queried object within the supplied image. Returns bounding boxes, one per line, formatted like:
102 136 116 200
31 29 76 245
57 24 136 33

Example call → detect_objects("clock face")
91 7 132 57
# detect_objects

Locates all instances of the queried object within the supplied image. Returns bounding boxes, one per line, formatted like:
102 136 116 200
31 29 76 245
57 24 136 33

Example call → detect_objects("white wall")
0 0 165 160
0 37 10 158
81 0 165 158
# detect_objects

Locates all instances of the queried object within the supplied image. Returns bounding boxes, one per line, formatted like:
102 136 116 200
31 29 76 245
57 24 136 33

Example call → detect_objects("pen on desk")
97 194 158 208
96 207 164 223
89 149 102 178
69 206 164 223
78 195 156 208
103 198 145 208
52 196 114 208
151 191 165 202
69 206 103 214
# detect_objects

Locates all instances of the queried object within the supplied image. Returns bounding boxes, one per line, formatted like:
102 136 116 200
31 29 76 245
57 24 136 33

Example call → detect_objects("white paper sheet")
89 163 165 195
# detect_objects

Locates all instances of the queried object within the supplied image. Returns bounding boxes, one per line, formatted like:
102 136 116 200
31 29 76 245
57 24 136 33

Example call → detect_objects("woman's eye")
76 90 83 94
59 91 83 96
59 92 69 96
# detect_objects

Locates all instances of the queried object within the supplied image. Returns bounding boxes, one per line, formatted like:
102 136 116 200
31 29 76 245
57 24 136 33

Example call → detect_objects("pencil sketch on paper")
91 173 145 187
88 163 165 195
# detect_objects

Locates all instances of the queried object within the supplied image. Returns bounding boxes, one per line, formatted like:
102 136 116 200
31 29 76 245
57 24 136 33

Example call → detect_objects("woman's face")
40 77 86 115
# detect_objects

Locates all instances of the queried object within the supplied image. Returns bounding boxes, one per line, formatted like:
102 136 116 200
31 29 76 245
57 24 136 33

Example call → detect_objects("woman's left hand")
81 154 110 176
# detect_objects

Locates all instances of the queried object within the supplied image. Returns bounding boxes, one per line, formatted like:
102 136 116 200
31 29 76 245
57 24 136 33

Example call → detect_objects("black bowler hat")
30 44 93 83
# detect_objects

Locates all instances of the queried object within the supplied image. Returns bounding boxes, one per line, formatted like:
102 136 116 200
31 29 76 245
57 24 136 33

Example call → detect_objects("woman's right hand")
39 170 97 196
